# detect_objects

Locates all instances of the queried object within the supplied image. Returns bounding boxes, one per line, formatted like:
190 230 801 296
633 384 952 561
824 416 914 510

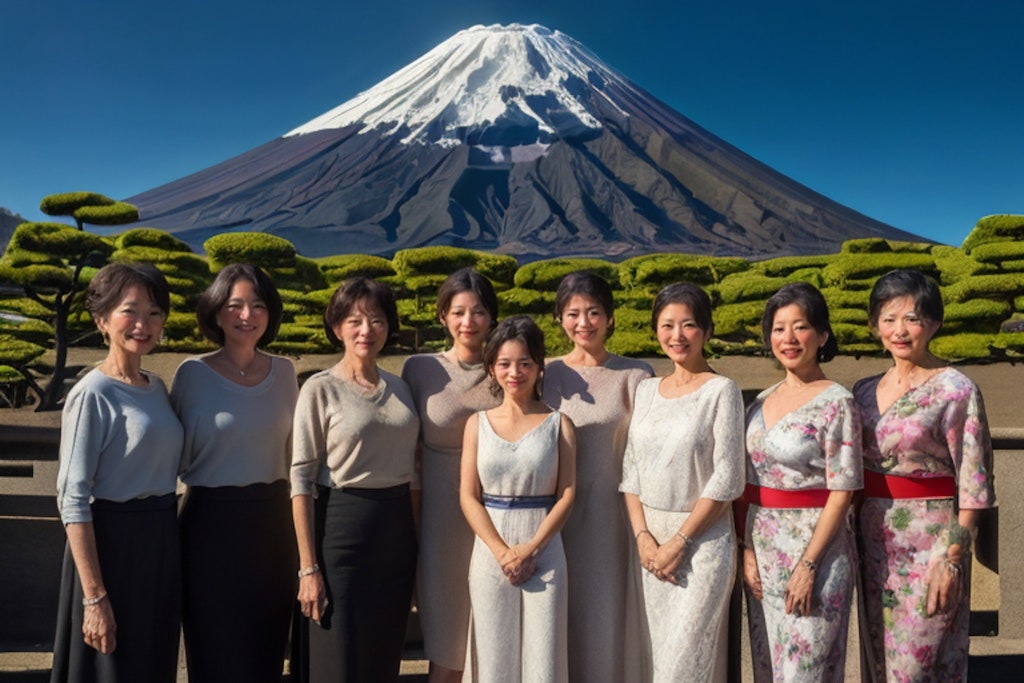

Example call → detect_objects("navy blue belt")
482 493 555 509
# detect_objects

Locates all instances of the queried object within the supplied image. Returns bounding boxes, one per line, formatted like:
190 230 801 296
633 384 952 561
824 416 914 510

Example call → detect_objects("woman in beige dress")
402 267 500 682
542 271 652 682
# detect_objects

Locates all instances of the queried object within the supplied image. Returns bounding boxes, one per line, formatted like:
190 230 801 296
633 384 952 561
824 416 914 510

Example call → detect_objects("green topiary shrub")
498 287 555 315
962 214 1024 253
0 296 53 320
73 202 139 226
943 273 1024 303
821 288 870 310
932 245 992 285
204 232 297 270
115 228 192 252
318 254 396 283
39 192 114 216
472 252 519 286
966 241 1024 265
944 299 1012 322
821 253 937 288
392 246 482 277
930 333 996 361
784 268 825 288
830 308 868 324
607 329 661 357
885 240 935 254
841 238 892 254
753 254 835 278
514 258 618 290
164 311 200 340
6 222 113 260
831 323 877 346
716 274 787 305
712 301 764 338
269 256 328 291
0 317 54 346
0 334 47 366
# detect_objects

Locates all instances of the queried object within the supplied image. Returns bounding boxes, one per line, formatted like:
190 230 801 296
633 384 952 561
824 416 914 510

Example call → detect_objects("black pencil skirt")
50 494 181 683
180 480 297 683
302 484 417 683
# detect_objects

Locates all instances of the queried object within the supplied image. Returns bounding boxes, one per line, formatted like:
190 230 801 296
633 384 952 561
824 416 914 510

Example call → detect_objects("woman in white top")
52 263 183 683
620 282 746 683
170 263 298 683
461 315 577 683
291 277 419 682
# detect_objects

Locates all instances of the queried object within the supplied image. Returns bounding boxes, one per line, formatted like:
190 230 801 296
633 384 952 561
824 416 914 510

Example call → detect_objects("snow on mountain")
286 24 625 147
126 24 927 261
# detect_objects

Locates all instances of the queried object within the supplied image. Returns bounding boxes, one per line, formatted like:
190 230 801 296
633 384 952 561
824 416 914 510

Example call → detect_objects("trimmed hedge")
7 222 114 260
962 214 1024 253
204 232 297 269
933 245 992 285
930 334 995 361
392 246 481 277
712 301 764 338
943 273 1024 303
317 254 396 283
969 240 1024 264
498 287 555 315
821 253 937 288
73 202 139 226
0 296 53 319
944 299 1012 322
618 253 747 289
0 317 54 346
716 274 788 305
830 308 868 324
40 192 114 216
607 329 661 357
514 258 618 290
115 228 192 252
0 334 47 365
753 254 834 278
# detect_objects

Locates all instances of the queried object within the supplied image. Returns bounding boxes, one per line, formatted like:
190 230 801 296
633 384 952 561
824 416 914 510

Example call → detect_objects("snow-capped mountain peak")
285 23 629 146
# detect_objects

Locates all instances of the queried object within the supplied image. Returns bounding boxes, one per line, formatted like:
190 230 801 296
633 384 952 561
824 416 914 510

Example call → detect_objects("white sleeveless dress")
466 411 569 683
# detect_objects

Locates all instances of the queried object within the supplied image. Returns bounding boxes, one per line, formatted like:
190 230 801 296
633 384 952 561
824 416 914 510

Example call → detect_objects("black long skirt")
301 484 417 683
50 494 181 683
180 480 297 683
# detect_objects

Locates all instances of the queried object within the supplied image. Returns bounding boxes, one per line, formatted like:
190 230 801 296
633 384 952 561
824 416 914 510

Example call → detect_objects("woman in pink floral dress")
737 282 863 682
853 269 995 683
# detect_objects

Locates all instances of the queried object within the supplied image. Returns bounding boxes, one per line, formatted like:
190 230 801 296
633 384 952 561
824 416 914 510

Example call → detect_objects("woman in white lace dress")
620 283 746 683
460 316 577 683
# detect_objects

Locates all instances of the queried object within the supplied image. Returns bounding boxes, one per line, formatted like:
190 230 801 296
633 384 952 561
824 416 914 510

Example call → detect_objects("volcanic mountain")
127 24 924 261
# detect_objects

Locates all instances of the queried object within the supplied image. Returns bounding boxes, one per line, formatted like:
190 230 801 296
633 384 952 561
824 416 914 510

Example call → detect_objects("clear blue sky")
1 0 1020 247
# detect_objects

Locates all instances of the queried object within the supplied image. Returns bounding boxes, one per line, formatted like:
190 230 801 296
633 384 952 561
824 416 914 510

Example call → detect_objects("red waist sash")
862 470 956 499
742 484 830 509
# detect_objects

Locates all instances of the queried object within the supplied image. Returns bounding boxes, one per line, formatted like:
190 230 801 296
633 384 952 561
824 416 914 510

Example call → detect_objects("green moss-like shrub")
0 334 47 365
472 252 519 286
783 268 825 288
821 253 937 288
830 308 868 325
498 287 555 315
962 214 1024 253
204 232 297 269
932 245 992 285
1015 296 1024 312
943 273 1024 303
885 241 935 254
821 288 870 310
944 299 1012 322
930 334 996 361
0 317 54 346
0 364 24 382
40 192 115 216
0 248 62 267
609 307 651 333
268 256 328 291
968 240 1024 264
841 238 892 254
754 254 834 278
7 222 114 260
403 274 450 297
110 246 211 278
607 329 661 357
392 246 482 277
993 331 1024 354
163 311 200 339
831 323 877 347
73 201 139 226
0 296 53 320
318 254 396 283
514 258 618 290
712 301 764 338
114 228 192 252
0 263 73 289
618 253 725 289
716 274 787 305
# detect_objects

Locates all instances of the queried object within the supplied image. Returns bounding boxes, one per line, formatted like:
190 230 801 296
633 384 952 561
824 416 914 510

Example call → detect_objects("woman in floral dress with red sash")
853 269 995 682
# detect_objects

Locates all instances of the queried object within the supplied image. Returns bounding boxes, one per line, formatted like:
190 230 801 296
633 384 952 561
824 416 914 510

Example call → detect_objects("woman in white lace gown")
460 316 577 683
620 283 746 683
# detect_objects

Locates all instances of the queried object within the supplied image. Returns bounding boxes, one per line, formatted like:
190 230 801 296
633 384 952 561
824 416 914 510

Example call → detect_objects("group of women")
51 259 994 683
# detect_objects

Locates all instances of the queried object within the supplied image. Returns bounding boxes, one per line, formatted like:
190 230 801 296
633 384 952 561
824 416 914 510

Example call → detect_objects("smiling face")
769 303 827 374
215 278 269 351
490 339 540 400
655 303 708 368
95 283 166 358
442 290 492 352
560 294 611 353
875 295 941 363
333 298 388 361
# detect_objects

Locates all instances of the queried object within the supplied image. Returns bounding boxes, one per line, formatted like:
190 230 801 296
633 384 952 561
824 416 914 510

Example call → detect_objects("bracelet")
945 559 962 577
82 591 107 607
800 558 817 572
635 529 653 541
298 564 320 578
675 530 693 547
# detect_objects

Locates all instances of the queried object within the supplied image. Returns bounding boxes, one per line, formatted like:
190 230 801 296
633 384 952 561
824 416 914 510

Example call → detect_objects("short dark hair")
196 263 283 347
761 282 839 363
436 267 499 331
86 263 171 320
555 271 616 338
483 315 546 399
868 269 944 328
651 282 714 335
322 277 400 349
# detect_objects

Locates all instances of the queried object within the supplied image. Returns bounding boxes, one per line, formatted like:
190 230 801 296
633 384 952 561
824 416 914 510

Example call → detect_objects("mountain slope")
128 24 925 260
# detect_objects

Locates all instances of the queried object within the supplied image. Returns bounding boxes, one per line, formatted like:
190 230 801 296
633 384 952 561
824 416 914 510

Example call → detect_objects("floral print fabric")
853 368 995 683
744 382 863 683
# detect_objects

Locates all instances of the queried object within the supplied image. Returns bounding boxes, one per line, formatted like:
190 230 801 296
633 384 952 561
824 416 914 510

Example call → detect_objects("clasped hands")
637 533 686 584
498 544 537 585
